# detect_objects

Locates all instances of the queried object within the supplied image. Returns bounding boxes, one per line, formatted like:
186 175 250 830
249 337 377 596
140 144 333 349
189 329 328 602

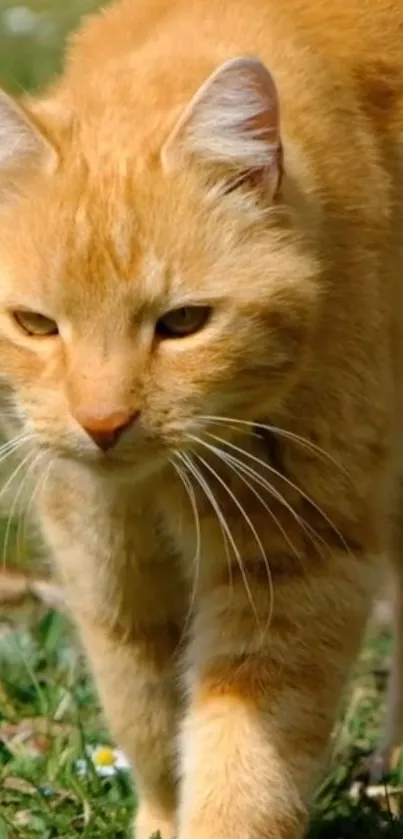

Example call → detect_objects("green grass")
1 1 403 836
0 610 133 837
1 610 403 837
0 0 103 92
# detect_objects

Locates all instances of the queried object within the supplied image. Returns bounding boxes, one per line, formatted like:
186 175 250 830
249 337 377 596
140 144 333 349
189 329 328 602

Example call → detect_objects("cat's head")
0 57 318 481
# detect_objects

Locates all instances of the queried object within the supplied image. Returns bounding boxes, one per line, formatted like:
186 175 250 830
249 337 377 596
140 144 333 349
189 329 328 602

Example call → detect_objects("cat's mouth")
92 448 169 486
46 436 169 484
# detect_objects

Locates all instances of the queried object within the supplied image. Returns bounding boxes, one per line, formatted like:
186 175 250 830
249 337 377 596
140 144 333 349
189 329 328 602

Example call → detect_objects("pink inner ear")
162 56 282 197
233 60 281 143
0 88 57 175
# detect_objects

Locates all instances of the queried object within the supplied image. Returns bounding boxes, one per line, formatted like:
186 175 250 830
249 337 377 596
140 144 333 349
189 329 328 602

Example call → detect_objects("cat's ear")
162 57 282 199
0 88 57 181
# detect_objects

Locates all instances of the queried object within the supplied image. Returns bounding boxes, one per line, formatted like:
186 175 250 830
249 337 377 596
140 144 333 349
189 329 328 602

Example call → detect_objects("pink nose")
76 410 139 452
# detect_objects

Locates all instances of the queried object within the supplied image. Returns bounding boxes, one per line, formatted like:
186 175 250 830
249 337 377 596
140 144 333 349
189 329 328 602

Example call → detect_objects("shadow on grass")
309 756 403 838
309 804 403 838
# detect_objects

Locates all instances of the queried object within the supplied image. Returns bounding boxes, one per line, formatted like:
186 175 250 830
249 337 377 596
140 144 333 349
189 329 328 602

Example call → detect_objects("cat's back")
70 0 403 116
63 0 403 179
268 0 403 138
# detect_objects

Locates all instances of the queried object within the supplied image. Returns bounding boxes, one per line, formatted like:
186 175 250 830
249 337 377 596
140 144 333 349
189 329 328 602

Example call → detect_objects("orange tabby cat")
0 0 402 836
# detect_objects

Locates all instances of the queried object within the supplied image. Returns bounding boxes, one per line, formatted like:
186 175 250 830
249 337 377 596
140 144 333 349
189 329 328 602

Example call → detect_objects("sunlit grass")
1 609 403 837
0 611 133 837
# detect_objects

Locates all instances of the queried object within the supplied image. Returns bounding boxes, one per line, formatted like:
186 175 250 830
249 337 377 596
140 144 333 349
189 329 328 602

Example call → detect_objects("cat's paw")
134 803 176 839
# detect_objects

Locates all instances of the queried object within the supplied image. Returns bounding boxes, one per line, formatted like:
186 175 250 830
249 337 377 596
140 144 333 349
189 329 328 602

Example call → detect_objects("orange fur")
0 1 402 836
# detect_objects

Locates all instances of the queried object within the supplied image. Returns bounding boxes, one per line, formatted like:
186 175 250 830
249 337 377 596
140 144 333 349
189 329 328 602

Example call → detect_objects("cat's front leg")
77 613 179 839
63 589 182 839
178 552 377 839
39 476 184 839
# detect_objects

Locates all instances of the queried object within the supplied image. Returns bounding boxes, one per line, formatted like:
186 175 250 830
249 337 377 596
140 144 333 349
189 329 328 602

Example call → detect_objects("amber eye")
156 306 211 338
13 310 59 337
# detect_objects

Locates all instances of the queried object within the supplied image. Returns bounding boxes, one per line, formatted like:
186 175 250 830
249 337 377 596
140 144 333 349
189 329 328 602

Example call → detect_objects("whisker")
0 430 29 443
172 457 201 571
193 446 272 630
3 451 44 570
0 448 37 506
170 455 201 640
0 433 32 463
17 453 52 564
200 414 349 478
203 432 352 558
204 440 301 561
203 438 330 563
193 440 278 631
179 450 234 599
193 444 284 634
0 449 38 569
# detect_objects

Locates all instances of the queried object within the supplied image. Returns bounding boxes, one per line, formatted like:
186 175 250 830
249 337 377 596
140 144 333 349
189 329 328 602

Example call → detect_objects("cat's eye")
13 310 59 337
156 306 211 338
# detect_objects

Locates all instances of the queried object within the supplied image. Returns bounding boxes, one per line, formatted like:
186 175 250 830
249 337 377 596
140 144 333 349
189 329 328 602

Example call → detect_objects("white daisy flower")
76 745 131 778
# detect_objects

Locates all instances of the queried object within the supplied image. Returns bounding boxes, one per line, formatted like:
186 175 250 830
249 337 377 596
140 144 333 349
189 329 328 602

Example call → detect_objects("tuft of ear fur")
0 88 57 185
162 57 282 198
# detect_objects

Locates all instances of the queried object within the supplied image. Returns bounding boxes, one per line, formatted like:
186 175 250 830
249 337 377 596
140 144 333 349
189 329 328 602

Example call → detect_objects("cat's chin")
95 455 166 486
56 447 168 488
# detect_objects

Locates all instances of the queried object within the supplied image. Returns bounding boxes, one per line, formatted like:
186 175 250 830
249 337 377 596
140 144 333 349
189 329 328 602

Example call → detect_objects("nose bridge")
65 341 136 420
65 344 141 451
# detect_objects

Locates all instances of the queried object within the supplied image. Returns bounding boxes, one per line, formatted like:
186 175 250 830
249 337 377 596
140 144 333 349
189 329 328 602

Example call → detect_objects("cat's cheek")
261 308 315 375
0 339 62 391
0 340 43 387
216 327 313 417
241 314 312 384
